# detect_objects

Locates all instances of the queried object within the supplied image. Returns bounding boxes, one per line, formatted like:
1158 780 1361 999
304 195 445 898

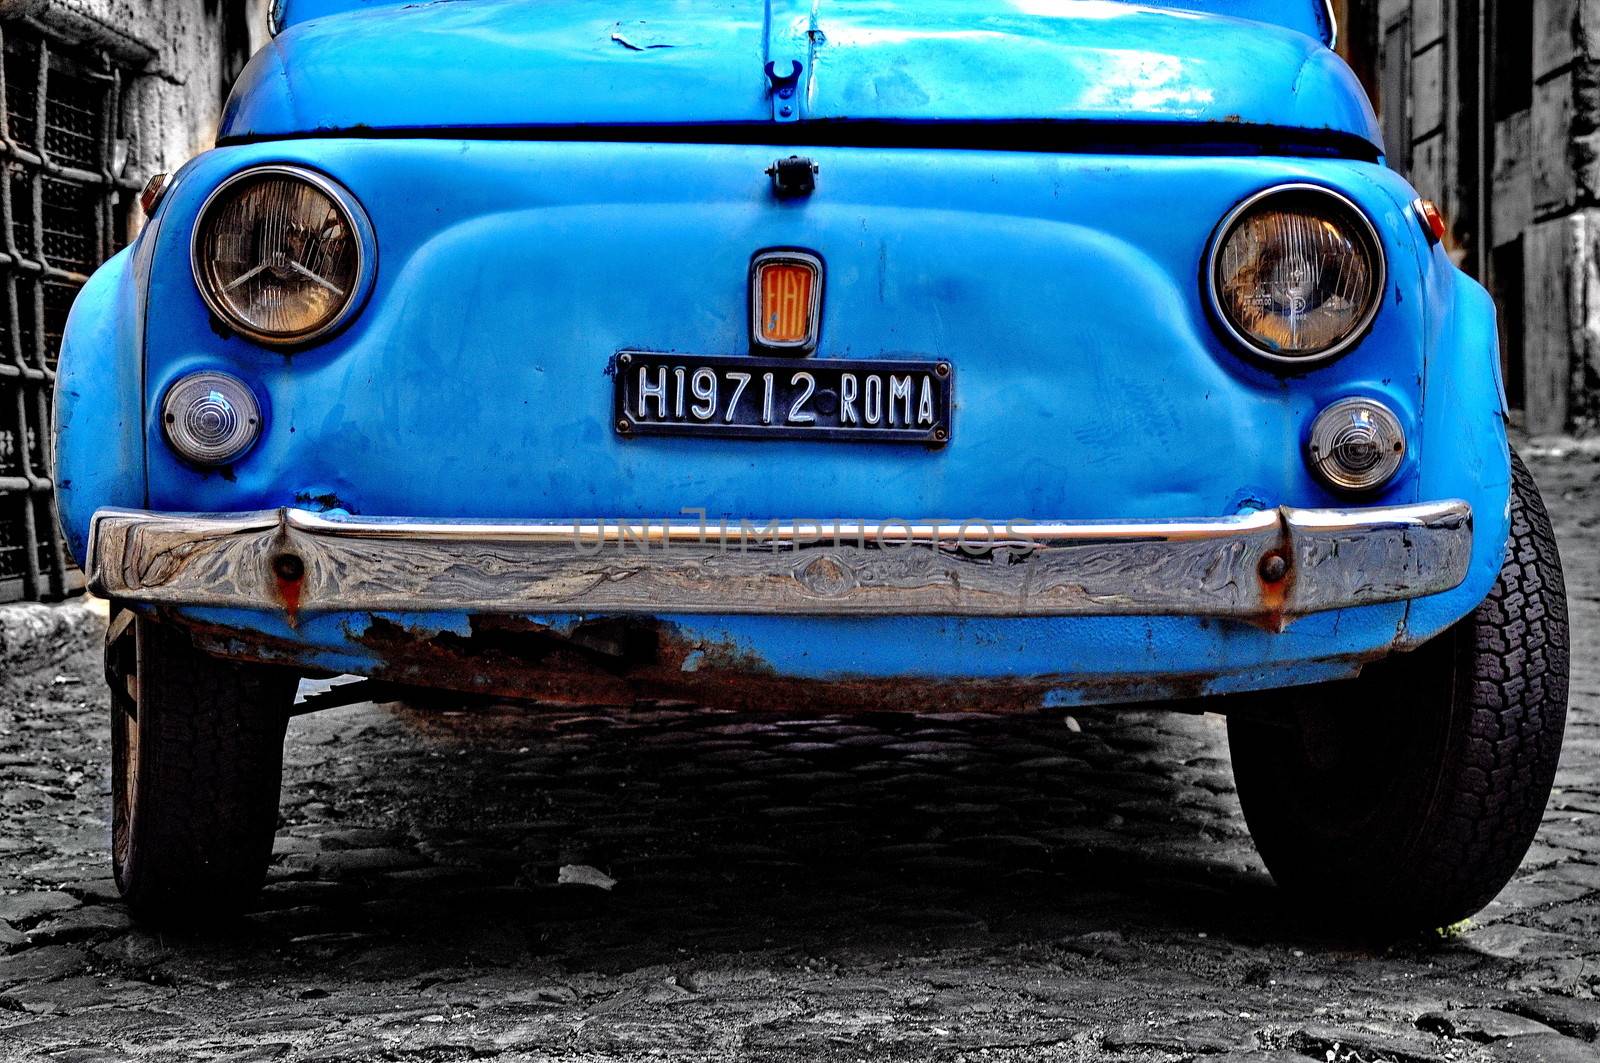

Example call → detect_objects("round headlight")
162 371 262 467
1208 184 1385 364
192 166 371 345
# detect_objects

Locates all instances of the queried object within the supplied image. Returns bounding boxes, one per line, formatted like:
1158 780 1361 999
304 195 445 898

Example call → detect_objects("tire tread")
115 616 294 924
1228 451 1570 930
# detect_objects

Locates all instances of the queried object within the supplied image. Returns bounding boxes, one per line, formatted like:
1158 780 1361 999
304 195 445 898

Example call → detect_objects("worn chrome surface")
87 502 1472 624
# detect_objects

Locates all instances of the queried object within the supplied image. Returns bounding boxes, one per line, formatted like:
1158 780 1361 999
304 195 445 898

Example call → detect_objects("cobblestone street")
0 450 1596 1062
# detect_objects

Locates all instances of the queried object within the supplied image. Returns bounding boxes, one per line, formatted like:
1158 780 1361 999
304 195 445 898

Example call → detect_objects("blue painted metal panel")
134 141 1427 524
271 1 1335 47
54 0 1514 701
52 247 147 562
1401 248 1512 649
801 3 1364 134
1121 2 1333 44
228 1 1378 150
52 134 1510 694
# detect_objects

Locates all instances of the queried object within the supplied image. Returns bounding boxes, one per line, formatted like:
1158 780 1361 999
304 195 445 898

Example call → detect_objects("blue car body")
55 0 1509 708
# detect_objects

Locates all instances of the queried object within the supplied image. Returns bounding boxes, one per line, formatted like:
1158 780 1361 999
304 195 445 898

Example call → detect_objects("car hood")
223 0 1381 153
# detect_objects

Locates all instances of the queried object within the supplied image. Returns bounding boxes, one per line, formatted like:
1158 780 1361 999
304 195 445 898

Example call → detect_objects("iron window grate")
0 20 137 603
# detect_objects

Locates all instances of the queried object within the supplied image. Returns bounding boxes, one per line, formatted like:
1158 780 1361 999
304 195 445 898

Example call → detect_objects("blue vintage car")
54 0 1568 930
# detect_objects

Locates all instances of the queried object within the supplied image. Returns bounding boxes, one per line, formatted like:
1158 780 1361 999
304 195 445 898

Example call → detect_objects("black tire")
108 610 297 925
1228 451 1569 932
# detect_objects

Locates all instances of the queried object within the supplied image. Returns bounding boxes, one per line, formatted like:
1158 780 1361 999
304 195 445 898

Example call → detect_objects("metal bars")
0 19 137 602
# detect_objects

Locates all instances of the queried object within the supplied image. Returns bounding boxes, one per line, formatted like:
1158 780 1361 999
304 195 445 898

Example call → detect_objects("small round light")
1209 184 1385 364
192 165 370 345
162 372 262 467
1308 398 1405 492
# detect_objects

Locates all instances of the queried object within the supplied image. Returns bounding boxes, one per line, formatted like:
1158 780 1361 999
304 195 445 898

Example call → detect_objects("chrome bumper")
85 502 1473 626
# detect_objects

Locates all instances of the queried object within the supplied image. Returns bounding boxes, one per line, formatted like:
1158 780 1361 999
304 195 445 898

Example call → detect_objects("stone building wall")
0 0 268 218
0 0 266 602
1340 0 1600 434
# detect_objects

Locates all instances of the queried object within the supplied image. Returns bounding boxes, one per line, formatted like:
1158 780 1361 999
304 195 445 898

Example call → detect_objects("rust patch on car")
169 610 1110 713
269 552 306 628
164 610 1342 716
292 489 351 512
1253 548 1296 634
346 614 1074 712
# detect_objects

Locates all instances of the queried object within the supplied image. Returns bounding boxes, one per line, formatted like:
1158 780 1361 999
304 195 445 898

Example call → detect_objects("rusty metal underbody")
176 610 1368 715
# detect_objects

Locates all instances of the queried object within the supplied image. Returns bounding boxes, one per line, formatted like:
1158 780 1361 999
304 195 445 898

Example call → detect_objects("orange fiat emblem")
751 250 822 351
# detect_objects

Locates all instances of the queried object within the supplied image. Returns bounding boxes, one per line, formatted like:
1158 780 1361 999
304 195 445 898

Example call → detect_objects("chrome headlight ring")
190 164 377 347
1205 182 1387 369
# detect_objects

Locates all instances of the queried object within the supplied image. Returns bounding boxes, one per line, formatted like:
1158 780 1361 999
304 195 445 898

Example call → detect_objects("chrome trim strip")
86 501 1473 624
285 508 1286 543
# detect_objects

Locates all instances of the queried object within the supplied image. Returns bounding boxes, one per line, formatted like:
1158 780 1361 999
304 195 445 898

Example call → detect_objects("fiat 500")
55 0 1568 929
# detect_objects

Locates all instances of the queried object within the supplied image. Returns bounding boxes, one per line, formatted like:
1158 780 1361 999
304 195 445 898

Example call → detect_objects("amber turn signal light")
139 172 168 215
1414 198 1448 244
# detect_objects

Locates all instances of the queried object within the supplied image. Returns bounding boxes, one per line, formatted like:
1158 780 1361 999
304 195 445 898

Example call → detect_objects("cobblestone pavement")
1 451 1598 1062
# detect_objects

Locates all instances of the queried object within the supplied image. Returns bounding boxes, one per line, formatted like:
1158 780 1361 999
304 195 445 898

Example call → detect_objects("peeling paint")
610 31 676 52
293 489 353 513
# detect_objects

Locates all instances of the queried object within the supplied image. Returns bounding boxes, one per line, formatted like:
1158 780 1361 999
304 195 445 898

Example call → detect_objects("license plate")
613 352 953 445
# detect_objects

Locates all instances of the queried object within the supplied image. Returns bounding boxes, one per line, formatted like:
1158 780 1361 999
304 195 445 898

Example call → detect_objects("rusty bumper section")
86 502 1472 626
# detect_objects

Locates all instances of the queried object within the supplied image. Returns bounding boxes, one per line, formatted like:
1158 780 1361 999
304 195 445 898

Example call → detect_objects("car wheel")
1227 451 1569 933
108 610 297 925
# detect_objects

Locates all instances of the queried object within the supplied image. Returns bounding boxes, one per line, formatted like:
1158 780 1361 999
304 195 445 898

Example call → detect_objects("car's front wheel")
1228 452 1569 933
107 611 297 925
